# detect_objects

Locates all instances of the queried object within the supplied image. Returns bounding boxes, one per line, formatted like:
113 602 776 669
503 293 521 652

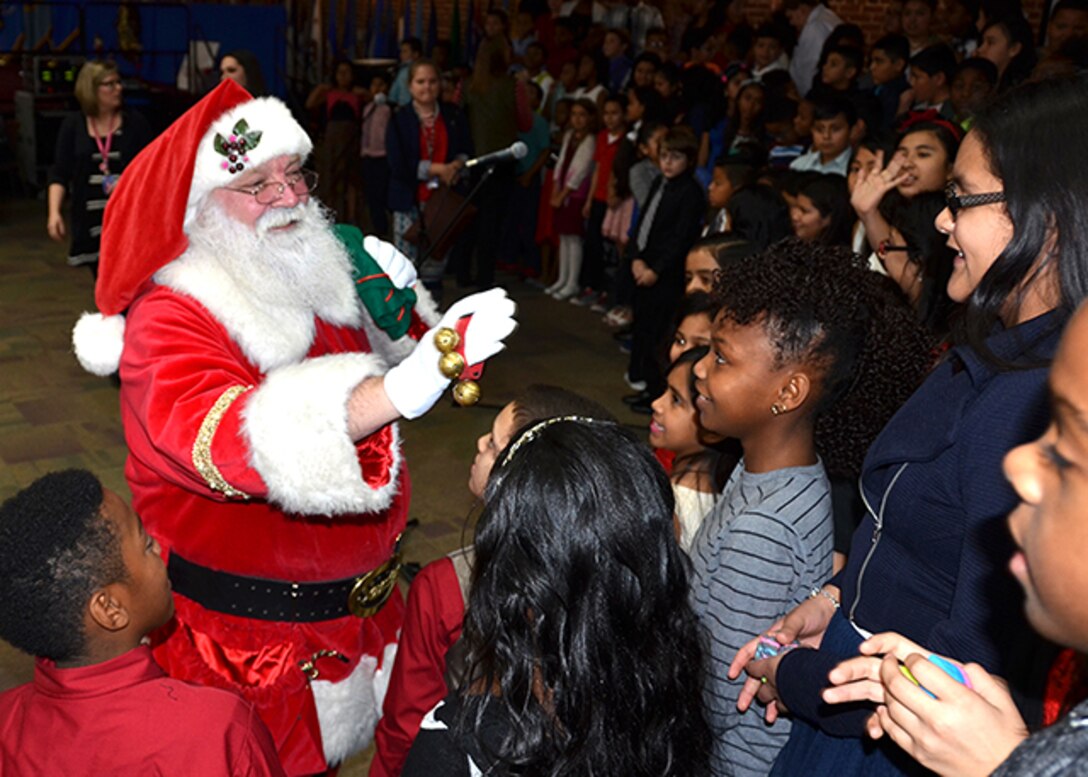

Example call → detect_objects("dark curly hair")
0 470 124 662
713 238 934 476
458 421 712 775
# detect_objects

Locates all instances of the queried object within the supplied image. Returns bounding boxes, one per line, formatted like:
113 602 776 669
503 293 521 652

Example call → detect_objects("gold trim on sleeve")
192 384 254 499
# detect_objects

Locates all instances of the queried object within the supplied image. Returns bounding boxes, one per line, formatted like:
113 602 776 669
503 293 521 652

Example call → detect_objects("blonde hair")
74 60 119 116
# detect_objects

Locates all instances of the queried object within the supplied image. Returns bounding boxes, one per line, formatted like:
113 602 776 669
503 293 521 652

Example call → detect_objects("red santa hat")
73 79 313 375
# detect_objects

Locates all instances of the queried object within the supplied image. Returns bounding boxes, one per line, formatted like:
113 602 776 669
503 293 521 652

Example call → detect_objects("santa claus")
70 80 516 775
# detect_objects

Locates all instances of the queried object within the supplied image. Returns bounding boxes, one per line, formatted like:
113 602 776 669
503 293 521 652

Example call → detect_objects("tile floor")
0 197 646 774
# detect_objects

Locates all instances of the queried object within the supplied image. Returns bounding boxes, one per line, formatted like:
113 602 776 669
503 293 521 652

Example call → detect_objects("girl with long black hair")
403 420 712 776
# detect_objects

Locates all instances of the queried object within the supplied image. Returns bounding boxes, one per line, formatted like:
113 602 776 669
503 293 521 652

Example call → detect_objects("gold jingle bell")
433 327 460 354
453 380 481 406
439 350 466 380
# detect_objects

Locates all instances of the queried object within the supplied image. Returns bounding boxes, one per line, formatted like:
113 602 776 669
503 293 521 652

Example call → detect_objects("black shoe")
622 390 650 406
612 327 633 340
629 397 653 415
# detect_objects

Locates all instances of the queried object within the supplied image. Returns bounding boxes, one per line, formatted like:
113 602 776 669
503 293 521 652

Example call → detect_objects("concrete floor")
0 196 647 774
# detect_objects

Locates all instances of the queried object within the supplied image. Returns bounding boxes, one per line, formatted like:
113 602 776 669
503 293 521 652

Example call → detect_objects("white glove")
383 288 517 419
363 235 418 290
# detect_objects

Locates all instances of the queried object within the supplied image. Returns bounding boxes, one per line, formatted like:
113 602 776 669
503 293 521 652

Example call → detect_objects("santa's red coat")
116 272 423 775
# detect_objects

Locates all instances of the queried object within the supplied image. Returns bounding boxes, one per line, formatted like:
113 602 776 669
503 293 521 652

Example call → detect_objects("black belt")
167 544 402 623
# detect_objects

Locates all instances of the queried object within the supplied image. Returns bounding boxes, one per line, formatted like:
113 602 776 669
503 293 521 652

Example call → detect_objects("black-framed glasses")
944 181 1005 218
226 169 319 204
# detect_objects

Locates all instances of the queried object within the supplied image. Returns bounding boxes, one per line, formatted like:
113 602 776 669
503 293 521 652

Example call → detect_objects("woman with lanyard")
47 60 151 277
386 60 472 279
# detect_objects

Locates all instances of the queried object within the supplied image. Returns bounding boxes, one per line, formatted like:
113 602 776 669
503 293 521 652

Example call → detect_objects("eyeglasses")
225 169 319 205
98 79 123 89
944 181 1005 218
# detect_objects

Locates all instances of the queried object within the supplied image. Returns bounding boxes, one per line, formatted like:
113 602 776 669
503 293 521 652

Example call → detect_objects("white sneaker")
624 372 647 392
552 284 580 300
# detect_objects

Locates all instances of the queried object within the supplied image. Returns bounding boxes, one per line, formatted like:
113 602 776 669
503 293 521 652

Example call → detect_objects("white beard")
155 197 363 372
187 198 357 317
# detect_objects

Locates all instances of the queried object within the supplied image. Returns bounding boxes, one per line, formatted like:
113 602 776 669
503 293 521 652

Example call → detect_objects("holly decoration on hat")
213 119 262 174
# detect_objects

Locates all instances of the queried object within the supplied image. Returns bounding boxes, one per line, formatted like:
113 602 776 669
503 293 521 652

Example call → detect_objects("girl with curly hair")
689 238 933 776
401 419 712 776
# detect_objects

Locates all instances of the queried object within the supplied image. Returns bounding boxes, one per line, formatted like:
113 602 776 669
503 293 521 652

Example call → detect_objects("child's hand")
631 258 648 280
872 653 1028 777
636 267 658 286
551 190 567 208
738 651 790 723
432 160 464 187
823 631 929 709
582 199 592 219
851 150 909 217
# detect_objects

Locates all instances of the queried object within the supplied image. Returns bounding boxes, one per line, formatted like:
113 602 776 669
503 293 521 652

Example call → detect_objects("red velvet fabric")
0 646 285 775
121 283 407 774
96 80 252 315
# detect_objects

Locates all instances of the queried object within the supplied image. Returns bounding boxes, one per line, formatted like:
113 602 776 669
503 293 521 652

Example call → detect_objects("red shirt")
371 557 465 777
0 646 284 776
592 130 624 203
417 114 449 204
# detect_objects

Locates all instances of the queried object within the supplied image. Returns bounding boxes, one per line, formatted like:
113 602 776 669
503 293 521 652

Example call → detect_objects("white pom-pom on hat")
72 312 126 376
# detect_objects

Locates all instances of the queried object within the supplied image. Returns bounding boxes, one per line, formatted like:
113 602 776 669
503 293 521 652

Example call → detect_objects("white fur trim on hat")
72 312 126 376
184 97 313 231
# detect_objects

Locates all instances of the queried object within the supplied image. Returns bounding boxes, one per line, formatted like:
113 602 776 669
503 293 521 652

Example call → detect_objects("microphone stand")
417 161 498 268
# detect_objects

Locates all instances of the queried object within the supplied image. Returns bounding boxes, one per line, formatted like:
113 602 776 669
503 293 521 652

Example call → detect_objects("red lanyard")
91 117 117 175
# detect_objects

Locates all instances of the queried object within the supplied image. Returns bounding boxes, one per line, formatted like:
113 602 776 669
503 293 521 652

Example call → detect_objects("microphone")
463 141 529 169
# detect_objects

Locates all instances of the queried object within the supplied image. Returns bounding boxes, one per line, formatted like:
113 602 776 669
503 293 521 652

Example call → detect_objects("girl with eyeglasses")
729 75 1088 777
876 190 958 336
47 60 151 277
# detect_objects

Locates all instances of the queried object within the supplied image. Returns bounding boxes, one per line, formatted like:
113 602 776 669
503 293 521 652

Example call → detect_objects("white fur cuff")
241 352 401 515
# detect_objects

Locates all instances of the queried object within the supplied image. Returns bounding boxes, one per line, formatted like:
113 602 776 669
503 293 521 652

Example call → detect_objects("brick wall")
359 0 1047 52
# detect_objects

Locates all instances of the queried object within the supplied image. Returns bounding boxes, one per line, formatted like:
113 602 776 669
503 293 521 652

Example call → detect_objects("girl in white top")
650 344 740 551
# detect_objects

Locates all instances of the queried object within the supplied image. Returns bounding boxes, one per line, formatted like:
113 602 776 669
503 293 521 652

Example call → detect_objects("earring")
770 403 784 416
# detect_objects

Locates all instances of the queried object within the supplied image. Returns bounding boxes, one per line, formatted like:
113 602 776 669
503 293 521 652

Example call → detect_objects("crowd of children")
8 2 1088 776
298 0 1088 416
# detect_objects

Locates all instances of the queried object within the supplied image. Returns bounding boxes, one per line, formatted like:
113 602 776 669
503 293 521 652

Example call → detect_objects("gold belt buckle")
348 552 402 618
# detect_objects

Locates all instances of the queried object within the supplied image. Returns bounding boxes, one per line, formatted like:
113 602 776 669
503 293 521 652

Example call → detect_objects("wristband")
809 587 840 609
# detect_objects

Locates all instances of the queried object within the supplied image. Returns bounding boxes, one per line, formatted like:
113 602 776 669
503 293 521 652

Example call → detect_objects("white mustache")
256 204 308 236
